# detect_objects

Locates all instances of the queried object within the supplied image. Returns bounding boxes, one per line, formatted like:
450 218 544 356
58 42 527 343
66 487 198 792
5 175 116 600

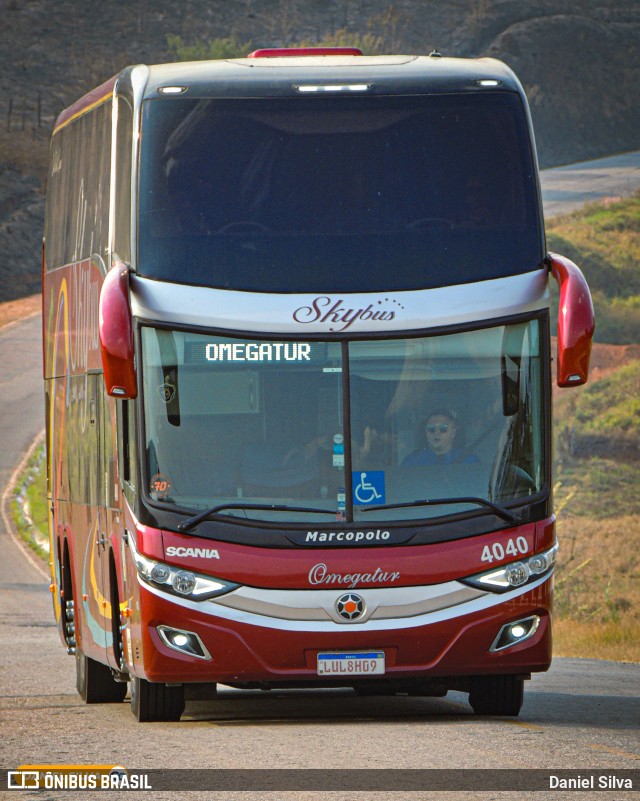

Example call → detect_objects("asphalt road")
540 150 640 217
2 157 640 799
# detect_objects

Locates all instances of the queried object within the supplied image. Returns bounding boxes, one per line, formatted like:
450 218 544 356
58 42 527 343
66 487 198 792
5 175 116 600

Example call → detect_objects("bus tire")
109 555 126 675
130 676 185 722
468 675 524 717
76 650 127 704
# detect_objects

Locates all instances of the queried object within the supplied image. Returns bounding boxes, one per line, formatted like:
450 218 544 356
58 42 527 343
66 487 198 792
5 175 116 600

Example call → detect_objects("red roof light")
247 47 363 58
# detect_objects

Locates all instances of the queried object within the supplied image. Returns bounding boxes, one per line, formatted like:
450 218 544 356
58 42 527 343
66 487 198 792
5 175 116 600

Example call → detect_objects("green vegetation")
10 444 49 560
555 361 640 518
166 34 253 61
549 195 640 659
294 29 387 54
166 7 406 62
547 191 640 344
572 361 640 435
557 457 640 518
166 31 388 60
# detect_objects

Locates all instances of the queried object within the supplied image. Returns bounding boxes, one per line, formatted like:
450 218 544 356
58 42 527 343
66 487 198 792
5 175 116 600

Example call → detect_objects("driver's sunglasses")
426 424 450 434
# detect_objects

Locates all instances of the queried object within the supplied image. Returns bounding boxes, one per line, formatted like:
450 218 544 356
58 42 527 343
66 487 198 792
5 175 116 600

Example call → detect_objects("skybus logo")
293 296 404 332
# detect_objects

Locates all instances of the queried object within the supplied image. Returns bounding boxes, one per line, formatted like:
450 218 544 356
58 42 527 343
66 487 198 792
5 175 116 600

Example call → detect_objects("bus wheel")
130 676 185 722
109 556 127 675
468 675 524 717
76 649 127 704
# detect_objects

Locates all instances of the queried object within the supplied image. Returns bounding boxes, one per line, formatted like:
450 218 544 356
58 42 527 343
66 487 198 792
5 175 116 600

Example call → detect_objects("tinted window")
138 93 543 292
45 100 112 270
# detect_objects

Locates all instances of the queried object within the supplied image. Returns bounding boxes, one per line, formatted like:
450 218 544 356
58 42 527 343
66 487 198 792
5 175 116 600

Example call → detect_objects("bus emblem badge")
158 383 176 403
336 593 365 621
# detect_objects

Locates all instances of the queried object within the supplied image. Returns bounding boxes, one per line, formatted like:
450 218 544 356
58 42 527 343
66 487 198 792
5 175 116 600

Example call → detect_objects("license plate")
317 651 385 676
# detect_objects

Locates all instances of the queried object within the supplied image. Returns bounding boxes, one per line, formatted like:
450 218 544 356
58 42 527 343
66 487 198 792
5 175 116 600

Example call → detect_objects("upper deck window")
138 92 543 292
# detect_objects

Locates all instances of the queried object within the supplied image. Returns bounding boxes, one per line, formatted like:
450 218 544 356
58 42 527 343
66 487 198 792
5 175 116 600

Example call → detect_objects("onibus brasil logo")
7 766 151 791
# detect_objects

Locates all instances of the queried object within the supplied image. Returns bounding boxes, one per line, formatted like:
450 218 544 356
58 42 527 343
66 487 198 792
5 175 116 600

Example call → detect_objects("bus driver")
402 409 479 466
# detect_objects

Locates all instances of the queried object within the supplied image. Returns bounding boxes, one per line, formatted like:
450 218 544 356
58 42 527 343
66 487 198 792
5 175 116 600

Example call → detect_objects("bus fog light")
172 570 197 595
490 615 540 652
157 625 211 660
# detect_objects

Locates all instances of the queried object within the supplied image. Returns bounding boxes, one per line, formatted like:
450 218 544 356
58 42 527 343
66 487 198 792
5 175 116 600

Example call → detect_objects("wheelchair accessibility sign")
352 471 385 506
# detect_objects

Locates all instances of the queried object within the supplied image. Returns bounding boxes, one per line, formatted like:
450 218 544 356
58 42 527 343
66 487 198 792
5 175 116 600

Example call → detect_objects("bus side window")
100 387 117 510
119 400 137 501
114 96 133 263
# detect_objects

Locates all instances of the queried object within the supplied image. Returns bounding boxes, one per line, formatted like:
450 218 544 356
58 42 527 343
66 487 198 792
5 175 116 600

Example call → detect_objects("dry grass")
0 293 41 329
553 514 640 662
0 128 50 180
554 620 640 662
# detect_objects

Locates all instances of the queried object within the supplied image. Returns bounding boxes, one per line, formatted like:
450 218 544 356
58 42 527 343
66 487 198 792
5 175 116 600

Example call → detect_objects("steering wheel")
506 465 537 493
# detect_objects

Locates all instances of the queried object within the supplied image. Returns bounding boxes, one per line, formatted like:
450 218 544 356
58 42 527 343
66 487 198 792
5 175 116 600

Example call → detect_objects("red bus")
43 48 594 721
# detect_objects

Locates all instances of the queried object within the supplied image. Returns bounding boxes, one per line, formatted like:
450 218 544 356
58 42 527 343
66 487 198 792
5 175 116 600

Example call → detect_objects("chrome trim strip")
213 582 484 624
129 65 149 274
129 270 549 334
139 572 551 633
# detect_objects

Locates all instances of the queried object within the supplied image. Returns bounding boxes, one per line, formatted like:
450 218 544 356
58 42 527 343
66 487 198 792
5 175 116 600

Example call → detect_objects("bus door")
100 385 123 671
84 373 112 659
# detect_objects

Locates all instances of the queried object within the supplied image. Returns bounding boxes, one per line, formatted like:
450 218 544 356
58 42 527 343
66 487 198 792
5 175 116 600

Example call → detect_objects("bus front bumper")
128 575 553 685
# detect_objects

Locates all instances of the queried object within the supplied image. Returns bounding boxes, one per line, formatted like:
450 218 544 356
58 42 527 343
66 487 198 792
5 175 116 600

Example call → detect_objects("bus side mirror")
549 253 595 388
99 263 137 398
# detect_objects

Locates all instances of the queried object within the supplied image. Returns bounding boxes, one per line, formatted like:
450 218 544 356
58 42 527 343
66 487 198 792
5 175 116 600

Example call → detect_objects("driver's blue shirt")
402 447 479 466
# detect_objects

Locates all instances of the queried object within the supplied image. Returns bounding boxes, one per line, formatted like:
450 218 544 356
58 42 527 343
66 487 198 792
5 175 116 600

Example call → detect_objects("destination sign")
185 340 329 365
206 342 311 362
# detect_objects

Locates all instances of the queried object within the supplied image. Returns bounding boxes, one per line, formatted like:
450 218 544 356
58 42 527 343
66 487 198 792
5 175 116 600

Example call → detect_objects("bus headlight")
128 535 238 601
172 570 197 596
150 564 171 583
461 543 558 593
504 561 530 586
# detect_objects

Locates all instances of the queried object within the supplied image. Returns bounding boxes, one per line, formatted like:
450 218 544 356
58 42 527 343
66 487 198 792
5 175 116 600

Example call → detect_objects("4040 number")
481 536 529 564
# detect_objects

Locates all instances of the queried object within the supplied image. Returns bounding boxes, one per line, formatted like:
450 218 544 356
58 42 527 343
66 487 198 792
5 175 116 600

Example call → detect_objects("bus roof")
141 54 523 99
54 54 525 132
54 75 117 133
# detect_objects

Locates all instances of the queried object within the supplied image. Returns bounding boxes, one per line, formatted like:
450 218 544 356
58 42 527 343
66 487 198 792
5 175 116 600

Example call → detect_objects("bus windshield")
142 320 545 525
138 93 543 293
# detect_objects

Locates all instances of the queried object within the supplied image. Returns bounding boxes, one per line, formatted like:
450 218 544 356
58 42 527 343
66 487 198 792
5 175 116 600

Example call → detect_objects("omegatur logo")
308 562 401 589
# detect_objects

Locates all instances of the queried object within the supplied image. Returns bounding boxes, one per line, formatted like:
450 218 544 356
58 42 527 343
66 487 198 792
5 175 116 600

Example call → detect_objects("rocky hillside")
1 0 639 301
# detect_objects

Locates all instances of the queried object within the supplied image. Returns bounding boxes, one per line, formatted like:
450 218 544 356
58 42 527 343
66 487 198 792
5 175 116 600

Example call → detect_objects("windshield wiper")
359 496 520 523
177 503 331 532
177 496 519 533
